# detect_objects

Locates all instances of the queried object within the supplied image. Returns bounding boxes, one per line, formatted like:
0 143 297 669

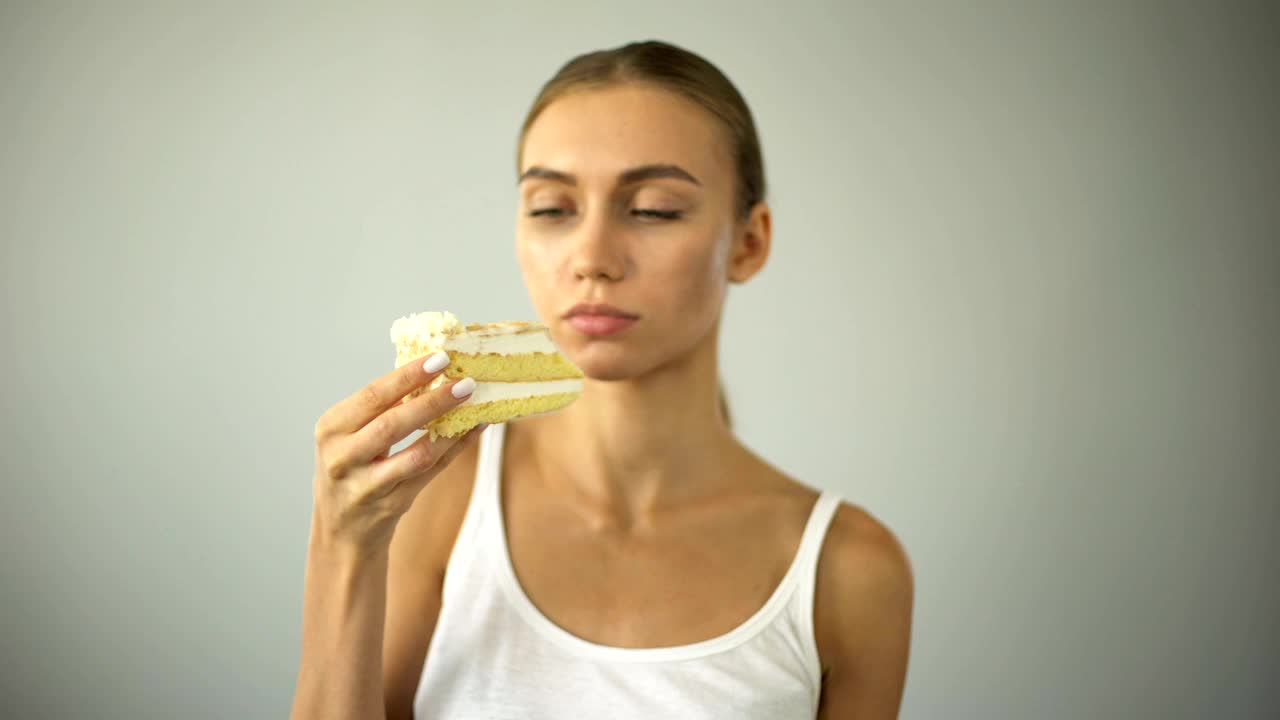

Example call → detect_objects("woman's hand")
310 352 482 552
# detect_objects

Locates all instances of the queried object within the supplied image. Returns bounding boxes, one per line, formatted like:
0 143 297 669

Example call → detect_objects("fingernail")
423 351 450 373
451 377 476 398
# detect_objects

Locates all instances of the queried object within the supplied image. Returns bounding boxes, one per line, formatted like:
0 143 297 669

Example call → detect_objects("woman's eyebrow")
519 166 576 185
618 164 701 186
518 164 701 187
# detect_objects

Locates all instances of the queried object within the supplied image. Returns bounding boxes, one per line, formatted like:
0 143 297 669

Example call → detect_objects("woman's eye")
528 208 568 218
631 208 683 220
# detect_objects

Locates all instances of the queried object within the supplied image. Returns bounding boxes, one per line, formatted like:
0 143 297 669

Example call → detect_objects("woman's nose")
569 214 626 282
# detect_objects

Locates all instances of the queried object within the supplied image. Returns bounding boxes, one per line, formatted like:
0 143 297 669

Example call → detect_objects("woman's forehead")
520 85 731 182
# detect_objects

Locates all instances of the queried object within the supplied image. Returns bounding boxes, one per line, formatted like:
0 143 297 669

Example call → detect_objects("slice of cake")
390 311 583 439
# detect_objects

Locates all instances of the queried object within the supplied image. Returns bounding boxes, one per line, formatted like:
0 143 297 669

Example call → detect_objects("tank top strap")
786 490 843 689
474 421 505 504
796 492 843 568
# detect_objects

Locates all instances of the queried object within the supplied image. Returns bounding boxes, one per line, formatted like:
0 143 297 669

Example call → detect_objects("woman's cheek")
517 240 557 289
516 257 551 325
681 236 729 303
644 260 717 342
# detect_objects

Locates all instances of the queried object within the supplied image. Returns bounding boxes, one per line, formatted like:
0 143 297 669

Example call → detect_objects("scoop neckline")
484 422 826 663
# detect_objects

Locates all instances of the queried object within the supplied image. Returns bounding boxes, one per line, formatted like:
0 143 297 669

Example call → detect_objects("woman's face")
516 83 757 381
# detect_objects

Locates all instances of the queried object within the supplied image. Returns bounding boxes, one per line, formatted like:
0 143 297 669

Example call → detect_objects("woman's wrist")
309 523 389 567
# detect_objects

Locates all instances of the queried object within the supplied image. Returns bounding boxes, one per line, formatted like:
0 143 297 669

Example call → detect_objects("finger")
369 423 487 499
331 375 476 473
316 351 453 440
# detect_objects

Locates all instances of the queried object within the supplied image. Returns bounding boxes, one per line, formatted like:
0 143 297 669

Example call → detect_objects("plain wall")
3 1 1277 718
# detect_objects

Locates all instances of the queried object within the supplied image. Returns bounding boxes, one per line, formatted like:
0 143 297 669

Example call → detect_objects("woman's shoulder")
733 463 913 674
748 468 913 658
820 502 912 592
749 458 908 581
812 498 914 707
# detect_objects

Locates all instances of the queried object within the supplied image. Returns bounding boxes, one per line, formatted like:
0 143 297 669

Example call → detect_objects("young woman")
292 40 913 720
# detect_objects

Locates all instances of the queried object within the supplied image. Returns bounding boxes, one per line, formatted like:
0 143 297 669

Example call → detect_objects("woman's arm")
291 439 480 720
290 529 394 720
815 505 915 719
290 355 483 720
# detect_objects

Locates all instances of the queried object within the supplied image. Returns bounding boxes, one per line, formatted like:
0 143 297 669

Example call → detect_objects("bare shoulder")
749 466 911 613
820 503 913 610
813 502 914 718
383 435 481 720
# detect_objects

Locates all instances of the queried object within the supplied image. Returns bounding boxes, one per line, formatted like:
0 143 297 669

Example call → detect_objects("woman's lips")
567 314 637 336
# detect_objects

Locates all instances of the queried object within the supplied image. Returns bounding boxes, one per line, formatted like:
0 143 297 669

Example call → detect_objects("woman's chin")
550 325 658 381
565 348 645 383
573 361 637 383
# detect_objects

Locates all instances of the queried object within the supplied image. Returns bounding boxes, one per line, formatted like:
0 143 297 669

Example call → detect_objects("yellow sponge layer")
425 393 580 438
442 352 582 382
395 346 582 382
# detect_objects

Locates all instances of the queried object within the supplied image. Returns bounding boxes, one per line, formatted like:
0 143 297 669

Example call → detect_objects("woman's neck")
519 332 743 523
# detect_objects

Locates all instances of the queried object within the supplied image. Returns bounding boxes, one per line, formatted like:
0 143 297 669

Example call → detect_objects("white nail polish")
423 352 450 373
451 377 476 398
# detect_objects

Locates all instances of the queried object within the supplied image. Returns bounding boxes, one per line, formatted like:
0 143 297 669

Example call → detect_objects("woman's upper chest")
498 457 817 649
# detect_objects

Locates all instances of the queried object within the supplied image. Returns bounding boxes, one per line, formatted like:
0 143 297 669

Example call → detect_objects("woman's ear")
728 201 772 284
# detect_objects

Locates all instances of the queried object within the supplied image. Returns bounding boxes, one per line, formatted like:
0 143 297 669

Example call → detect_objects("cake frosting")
389 310 463 342
390 312 558 355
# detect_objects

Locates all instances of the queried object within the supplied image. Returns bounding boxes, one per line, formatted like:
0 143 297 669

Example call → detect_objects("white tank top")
413 422 842 719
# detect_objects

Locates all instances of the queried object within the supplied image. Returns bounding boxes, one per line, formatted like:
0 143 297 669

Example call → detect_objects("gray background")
3 1 1277 718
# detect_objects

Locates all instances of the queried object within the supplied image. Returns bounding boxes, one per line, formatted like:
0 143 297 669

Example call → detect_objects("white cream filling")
443 333 559 355
458 378 583 406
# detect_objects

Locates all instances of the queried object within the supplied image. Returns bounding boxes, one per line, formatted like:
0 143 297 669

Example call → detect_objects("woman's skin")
295 83 913 720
